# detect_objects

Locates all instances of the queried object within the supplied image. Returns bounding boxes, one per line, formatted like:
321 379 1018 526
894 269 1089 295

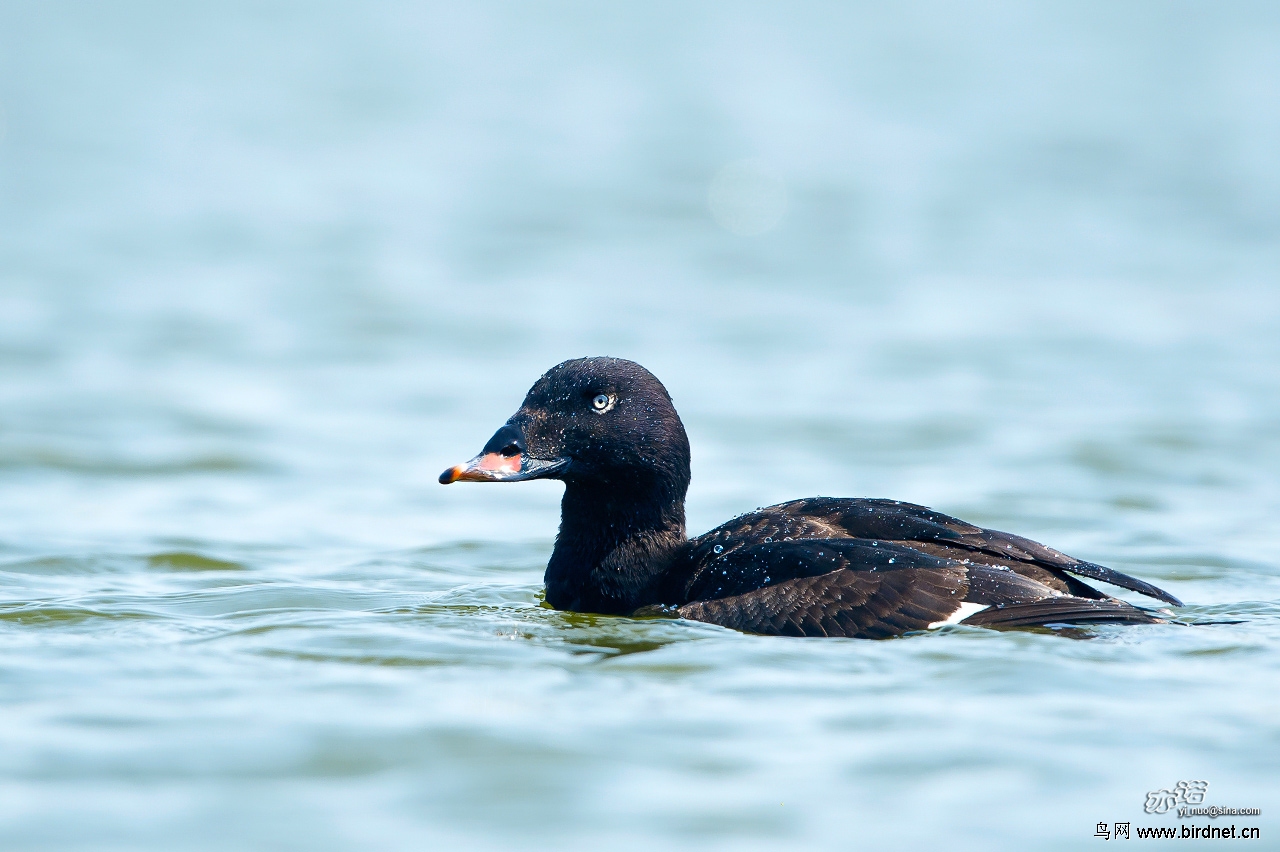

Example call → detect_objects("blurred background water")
1 2 1277 849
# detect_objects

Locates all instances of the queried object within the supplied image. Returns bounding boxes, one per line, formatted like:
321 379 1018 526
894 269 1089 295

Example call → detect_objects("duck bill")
438 452 568 484
440 421 569 484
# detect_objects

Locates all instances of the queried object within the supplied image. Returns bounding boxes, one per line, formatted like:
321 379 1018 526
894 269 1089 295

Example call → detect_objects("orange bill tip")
438 452 522 484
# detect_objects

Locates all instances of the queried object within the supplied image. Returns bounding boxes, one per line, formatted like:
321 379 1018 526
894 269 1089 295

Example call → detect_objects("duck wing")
669 539 1164 639
692 497 1182 607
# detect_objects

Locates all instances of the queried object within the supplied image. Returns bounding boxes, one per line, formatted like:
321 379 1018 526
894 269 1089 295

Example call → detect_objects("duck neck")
545 476 687 614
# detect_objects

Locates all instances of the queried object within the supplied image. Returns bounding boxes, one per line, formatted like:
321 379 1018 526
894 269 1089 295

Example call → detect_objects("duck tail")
961 597 1167 628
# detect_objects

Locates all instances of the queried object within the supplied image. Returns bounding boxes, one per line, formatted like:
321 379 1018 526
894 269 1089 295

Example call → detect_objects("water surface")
1 2 1277 849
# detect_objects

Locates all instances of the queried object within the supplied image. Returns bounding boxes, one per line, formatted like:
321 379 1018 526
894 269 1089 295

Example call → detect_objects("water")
1 2 1278 849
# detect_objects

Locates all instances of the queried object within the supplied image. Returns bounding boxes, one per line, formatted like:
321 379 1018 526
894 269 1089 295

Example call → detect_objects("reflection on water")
1 2 1278 850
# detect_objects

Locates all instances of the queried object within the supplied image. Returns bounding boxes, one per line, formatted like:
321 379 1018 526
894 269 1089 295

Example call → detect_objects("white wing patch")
928 601 987 629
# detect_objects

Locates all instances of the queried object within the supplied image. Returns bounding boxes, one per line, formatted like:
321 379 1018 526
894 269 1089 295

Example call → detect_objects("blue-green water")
1 3 1277 849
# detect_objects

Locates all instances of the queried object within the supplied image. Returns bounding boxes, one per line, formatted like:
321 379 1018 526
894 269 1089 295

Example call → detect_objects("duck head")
439 357 691 497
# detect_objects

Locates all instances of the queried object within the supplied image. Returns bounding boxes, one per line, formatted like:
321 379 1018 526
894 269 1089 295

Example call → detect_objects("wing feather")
690 497 1182 606
674 541 970 639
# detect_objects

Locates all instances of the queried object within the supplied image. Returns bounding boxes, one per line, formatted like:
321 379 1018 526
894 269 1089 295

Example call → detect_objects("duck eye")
590 393 614 412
